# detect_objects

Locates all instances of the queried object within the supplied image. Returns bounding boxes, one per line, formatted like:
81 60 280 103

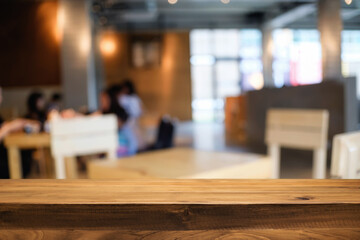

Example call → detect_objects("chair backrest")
331 131 360 179
265 109 329 150
50 115 118 159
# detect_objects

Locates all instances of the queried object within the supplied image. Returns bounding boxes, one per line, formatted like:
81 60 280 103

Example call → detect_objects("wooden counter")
0 179 360 239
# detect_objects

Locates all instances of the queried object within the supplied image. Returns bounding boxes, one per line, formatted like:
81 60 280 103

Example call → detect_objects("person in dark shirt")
100 86 129 125
0 87 40 178
47 93 62 112
99 86 140 157
24 91 47 127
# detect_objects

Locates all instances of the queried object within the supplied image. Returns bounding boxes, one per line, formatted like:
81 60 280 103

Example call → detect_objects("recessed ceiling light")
345 0 352 5
168 0 178 4
221 0 230 4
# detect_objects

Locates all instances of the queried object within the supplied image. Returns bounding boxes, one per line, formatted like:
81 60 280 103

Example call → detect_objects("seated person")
119 79 145 151
24 91 47 130
0 88 40 178
47 93 63 112
100 87 137 157
0 119 40 178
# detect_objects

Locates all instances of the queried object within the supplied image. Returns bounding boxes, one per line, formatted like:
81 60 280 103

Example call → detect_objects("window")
342 30 360 99
273 29 322 88
190 29 263 122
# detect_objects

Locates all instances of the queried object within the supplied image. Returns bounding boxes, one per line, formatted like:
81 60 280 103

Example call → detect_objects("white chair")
331 131 360 179
265 109 329 179
50 115 118 179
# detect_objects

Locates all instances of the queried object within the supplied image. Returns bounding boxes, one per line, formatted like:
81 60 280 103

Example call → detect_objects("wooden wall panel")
103 32 192 121
0 1 60 87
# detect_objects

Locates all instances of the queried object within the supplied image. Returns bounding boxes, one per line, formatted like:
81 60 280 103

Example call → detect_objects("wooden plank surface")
4 133 50 149
1 179 360 204
1 229 360 240
0 180 359 239
88 148 270 179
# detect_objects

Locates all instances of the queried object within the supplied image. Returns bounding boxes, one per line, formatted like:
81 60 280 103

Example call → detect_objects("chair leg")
65 157 78 179
313 148 326 179
37 148 47 178
107 150 117 161
44 148 54 178
54 155 66 179
269 144 280 179
347 149 358 179
8 146 22 179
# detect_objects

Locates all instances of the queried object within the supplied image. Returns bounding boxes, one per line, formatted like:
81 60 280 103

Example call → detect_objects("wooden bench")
0 179 359 239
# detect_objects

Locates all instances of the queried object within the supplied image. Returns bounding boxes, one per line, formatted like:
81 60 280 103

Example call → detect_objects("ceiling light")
345 0 352 5
168 0 177 4
100 37 117 57
221 0 230 4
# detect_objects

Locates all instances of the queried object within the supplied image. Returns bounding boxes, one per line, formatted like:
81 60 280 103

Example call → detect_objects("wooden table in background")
88 148 271 179
0 179 359 239
4 133 51 179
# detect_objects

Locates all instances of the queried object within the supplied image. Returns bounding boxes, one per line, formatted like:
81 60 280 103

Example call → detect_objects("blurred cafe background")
1 0 360 180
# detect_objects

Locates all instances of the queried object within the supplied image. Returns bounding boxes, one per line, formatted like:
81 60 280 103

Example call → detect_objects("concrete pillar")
262 26 275 88
59 0 98 111
318 0 343 81
92 30 106 105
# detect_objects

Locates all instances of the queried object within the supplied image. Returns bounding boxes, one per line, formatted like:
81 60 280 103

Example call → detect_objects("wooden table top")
88 148 271 179
4 132 50 148
1 179 359 205
1 179 360 237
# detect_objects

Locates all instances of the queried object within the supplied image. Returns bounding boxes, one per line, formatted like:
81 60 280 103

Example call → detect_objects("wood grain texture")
0 180 359 232
0 180 359 239
1 179 360 204
1 229 360 240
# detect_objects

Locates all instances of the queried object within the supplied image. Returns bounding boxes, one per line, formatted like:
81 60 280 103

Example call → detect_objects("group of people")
0 79 143 179
0 89 60 178
98 80 143 156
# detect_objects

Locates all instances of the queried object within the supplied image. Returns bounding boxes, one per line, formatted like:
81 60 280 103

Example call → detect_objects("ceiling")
90 0 360 31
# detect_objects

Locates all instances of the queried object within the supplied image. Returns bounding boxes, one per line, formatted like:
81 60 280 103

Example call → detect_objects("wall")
102 31 192 121
1 86 62 117
0 1 62 116
0 1 61 87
